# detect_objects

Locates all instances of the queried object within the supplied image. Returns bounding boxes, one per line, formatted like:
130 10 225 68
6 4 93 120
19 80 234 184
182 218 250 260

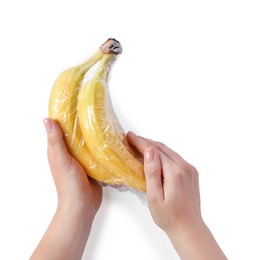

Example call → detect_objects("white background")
0 0 260 259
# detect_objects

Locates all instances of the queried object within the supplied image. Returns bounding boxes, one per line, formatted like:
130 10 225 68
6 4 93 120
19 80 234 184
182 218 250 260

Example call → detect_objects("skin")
30 118 102 260
127 132 227 260
30 118 227 260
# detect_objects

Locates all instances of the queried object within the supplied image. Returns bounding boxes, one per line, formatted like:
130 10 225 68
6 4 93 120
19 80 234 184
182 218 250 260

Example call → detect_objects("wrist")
165 217 208 256
166 219 227 260
166 218 206 244
56 201 96 226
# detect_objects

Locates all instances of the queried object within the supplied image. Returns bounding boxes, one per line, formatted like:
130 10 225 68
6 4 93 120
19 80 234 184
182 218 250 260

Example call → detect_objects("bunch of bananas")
49 38 146 193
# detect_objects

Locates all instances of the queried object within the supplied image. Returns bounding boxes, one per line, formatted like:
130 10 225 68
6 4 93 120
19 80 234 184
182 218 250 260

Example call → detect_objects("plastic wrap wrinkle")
49 39 146 200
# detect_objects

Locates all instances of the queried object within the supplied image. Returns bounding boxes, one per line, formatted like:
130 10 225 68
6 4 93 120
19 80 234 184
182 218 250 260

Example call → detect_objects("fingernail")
43 118 53 133
145 147 154 162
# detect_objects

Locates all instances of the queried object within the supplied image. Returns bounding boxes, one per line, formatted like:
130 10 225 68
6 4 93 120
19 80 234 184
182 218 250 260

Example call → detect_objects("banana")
48 39 115 183
77 43 146 192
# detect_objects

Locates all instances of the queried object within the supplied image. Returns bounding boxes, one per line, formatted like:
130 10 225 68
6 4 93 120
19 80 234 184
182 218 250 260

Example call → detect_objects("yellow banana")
77 45 146 192
48 39 115 182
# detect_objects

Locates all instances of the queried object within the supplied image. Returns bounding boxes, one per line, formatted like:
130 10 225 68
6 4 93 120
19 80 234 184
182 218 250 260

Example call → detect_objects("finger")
133 135 189 168
43 118 72 171
144 146 164 202
127 131 178 161
128 132 184 200
127 131 148 154
127 131 175 178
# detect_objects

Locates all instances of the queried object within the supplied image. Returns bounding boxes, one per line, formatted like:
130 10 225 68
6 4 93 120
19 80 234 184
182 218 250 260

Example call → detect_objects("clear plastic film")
49 39 146 201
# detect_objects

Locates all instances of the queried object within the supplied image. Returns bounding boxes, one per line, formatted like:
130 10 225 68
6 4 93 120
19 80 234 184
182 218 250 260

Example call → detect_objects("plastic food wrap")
49 38 146 196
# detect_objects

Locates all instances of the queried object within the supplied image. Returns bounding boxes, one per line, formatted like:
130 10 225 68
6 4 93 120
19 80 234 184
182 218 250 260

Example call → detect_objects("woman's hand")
127 132 227 260
30 118 102 260
44 118 102 217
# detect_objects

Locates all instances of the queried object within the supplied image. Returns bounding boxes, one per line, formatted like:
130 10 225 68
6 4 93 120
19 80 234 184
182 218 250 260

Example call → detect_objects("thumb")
43 118 71 171
144 147 164 201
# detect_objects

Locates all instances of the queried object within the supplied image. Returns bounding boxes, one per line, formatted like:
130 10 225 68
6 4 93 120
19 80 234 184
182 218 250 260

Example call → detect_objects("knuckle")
183 163 195 174
155 141 166 149
193 167 199 179
182 164 199 180
174 166 185 177
147 165 161 179
64 156 75 173
48 136 59 146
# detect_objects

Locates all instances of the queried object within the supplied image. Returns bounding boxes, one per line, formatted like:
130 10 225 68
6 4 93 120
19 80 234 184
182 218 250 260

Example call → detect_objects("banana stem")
77 50 103 74
96 54 117 82
99 38 122 81
100 38 122 55
76 38 122 76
